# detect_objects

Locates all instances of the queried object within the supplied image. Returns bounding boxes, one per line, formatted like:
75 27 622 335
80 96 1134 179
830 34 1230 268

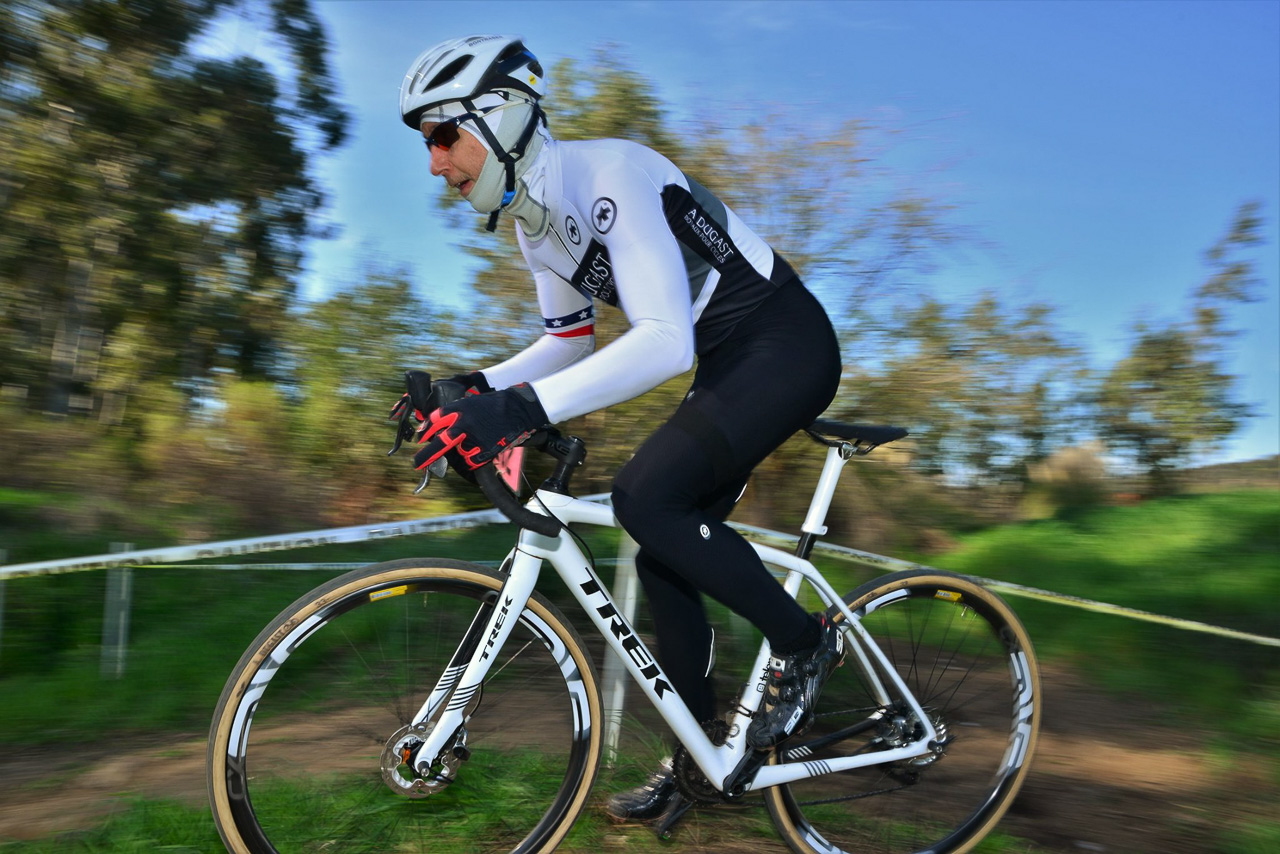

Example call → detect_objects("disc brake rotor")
380 721 465 798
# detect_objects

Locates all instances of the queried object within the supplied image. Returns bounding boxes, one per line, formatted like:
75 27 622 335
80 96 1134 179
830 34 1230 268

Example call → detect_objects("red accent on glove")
415 410 469 469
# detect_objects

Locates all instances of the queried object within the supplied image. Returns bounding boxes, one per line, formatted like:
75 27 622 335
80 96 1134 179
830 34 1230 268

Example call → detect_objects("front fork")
398 553 543 787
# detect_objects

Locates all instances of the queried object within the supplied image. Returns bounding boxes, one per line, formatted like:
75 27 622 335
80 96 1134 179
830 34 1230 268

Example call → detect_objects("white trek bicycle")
207 383 1041 854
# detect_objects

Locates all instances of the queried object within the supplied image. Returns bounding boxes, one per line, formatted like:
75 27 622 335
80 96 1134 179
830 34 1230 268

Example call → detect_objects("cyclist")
397 34 845 822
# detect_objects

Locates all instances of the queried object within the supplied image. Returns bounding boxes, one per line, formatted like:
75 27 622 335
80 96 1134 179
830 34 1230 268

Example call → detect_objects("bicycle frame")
407 444 940 794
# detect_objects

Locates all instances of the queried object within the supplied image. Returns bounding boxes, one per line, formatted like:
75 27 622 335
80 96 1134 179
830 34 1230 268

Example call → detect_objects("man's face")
422 121 488 199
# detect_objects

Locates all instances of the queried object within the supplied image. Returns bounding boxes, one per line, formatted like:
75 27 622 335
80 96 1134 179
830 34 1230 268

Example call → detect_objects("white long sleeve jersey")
480 137 798 424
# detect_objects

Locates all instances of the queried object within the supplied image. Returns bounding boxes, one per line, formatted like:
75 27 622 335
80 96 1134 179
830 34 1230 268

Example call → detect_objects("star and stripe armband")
545 306 594 339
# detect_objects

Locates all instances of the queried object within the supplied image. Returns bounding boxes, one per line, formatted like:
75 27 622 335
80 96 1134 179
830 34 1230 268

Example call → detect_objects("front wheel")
207 558 604 854
765 569 1041 854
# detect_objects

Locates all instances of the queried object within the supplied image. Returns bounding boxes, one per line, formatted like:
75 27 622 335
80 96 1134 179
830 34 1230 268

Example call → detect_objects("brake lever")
388 370 439 458
388 370 469 494
388 398 417 457
413 457 449 494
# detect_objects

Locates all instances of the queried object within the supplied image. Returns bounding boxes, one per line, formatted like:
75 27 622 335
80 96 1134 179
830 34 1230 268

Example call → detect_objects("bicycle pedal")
652 794 693 840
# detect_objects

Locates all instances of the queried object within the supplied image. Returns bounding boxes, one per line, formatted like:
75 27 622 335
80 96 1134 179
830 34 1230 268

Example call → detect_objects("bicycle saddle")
805 420 908 449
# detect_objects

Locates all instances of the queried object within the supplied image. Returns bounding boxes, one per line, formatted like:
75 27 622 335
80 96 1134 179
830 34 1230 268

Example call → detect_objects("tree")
0 0 348 419
845 293 1086 483
1097 203 1264 490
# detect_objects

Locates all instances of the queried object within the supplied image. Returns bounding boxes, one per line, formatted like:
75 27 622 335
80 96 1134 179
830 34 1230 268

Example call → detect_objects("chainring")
671 719 736 805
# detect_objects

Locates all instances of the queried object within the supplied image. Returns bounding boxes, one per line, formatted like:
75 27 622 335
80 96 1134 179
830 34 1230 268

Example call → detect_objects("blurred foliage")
1021 441 1110 519
0 0 347 417
842 293 1088 484
1096 203 1265 492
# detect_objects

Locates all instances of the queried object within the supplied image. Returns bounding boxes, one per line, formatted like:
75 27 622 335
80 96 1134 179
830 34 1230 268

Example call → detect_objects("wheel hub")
380 721 465 798
877 706 952 780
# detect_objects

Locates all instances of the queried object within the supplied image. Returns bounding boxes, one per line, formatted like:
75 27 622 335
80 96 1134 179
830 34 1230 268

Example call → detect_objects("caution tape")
972 579 1280 648
2 502 1274 648
0 495 617 580
0 508 508 579
731 522 1280 649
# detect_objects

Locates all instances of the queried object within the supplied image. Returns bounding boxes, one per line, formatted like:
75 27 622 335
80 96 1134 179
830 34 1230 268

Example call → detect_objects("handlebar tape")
475 464 563 537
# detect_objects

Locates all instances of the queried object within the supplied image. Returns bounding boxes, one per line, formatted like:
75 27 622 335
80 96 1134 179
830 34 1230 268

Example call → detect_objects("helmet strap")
461 96 546 232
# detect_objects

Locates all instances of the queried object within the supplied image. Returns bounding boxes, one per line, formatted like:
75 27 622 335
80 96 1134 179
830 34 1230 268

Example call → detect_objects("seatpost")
795 441 857 560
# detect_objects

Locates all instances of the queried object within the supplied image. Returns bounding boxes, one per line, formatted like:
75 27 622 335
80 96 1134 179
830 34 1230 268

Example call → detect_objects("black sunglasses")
423 113 478 151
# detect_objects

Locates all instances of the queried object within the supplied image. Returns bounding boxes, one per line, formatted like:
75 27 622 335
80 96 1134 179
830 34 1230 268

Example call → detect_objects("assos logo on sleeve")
590 197 617 234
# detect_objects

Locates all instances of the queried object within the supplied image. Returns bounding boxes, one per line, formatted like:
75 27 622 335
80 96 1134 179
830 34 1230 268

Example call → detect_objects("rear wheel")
207 558 603 853
765 569 1040 854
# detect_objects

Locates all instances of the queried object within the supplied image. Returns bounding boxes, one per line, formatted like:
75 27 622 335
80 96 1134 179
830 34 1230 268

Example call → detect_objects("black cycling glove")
414 383 549 472
444 371 493 395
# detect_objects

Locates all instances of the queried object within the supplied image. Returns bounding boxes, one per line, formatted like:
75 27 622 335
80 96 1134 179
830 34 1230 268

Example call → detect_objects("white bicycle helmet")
400 34 544 130
400 35 547 229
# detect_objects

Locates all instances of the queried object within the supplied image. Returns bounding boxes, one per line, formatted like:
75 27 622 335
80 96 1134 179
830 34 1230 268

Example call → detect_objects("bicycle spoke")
209 560 602 854
766 570 1040 854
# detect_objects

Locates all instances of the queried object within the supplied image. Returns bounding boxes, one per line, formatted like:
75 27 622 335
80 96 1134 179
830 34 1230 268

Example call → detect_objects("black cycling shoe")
746 614 845 751
605 761 680 823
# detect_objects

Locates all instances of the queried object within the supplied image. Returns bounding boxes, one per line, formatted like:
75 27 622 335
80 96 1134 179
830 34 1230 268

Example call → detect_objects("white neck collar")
506 132 553 240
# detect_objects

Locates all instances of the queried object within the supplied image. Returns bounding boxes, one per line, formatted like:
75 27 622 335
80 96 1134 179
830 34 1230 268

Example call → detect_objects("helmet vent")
426 55 473 92
496 43 525 62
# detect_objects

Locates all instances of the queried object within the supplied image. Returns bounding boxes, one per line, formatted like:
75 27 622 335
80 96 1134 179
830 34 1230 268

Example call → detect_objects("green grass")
230 752 602 853
1219 820 1280 854
0 487 59 511
927 490 1280 738
0 787 607 854
0 799 221 852
0 524 624 743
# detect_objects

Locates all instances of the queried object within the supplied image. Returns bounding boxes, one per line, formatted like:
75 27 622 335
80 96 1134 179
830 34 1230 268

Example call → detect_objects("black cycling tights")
611 279 841 724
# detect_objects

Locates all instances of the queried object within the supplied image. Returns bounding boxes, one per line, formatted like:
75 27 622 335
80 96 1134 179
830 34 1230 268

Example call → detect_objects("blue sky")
208 0 1279 465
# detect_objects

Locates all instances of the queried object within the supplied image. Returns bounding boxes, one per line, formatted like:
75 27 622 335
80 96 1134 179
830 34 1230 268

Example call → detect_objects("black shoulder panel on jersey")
569 239 619 306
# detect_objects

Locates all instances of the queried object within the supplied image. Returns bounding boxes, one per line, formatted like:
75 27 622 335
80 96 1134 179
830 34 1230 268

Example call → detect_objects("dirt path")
996 667 1273 853
0 664 1273 852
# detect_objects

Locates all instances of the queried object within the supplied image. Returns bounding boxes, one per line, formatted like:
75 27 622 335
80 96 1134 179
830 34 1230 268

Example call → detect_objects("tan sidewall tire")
207 558 603 854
